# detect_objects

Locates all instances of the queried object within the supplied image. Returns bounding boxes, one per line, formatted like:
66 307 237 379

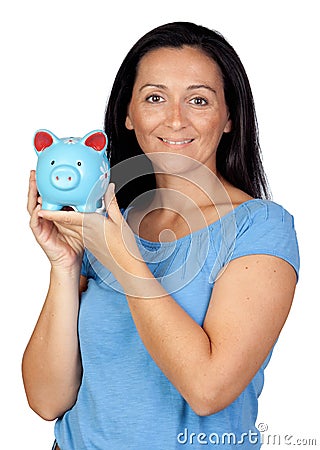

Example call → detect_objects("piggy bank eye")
50 160 55 165
77 161 82 166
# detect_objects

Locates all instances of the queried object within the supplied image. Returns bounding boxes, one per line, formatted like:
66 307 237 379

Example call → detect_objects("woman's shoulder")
234 198 295 224
220 181 294 223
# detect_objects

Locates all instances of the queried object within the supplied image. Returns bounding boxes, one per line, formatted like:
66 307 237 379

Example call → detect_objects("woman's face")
125 46 232 174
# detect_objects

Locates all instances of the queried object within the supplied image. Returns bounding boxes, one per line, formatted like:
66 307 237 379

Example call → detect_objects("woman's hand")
35 182 142 280
27 170 84 270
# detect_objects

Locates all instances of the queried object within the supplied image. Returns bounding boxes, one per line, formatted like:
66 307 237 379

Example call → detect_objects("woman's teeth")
161 138 193 145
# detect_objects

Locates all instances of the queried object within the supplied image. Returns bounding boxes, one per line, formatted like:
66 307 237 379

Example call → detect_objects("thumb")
104 183 122 224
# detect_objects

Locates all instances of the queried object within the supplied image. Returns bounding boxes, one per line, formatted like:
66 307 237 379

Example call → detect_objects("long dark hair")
104 22 270 208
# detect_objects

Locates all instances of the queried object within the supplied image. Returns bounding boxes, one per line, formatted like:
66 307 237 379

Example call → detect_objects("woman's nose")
165 102 187 130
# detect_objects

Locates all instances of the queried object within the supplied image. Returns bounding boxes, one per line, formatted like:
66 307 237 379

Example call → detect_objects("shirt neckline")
126 198 264 248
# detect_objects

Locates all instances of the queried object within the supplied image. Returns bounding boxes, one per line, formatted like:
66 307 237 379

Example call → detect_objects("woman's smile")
158 137 194 146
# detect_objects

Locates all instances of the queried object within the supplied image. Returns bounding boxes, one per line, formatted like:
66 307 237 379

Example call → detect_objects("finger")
27 170 39 216
38 209 84 227
104 182 115 210
29 203 44 235
104 183 122 224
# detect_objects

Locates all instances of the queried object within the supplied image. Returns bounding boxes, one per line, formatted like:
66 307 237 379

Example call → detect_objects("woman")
23 22 299 449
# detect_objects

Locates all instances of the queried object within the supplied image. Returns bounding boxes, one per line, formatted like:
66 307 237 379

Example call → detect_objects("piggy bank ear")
34 130 58 154
82 130 108 152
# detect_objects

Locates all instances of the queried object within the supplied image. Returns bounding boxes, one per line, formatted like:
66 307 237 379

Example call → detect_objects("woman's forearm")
22 266 83 421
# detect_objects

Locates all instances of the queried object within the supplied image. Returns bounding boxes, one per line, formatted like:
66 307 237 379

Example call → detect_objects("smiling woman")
22 22 299 450
105 22 269 210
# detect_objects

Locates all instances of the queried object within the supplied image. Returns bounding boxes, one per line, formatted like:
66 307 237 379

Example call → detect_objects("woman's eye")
146 94 164 103
190 97 208 106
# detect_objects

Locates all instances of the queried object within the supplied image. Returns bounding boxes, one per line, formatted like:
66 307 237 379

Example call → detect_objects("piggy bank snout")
50 165 80 190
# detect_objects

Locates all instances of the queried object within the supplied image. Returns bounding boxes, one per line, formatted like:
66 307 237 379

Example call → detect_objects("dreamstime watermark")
257 423 318 447
176 424 319 446
177 428 261 446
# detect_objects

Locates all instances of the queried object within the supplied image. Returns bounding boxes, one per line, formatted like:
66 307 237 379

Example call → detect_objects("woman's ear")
125 115 134 130
224 118 232 133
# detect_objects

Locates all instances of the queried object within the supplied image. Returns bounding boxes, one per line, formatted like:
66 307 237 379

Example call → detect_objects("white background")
1 0 319 448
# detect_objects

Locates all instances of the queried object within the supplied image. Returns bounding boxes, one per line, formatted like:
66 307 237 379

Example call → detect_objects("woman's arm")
121 254 296 416
22 272 87 421
22 171 86 420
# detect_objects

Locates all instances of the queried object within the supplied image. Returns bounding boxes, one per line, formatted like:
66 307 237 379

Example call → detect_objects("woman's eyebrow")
139 83 167 92
187 84 217 94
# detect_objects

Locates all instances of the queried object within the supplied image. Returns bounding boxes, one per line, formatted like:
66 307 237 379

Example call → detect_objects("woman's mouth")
159 138 194 145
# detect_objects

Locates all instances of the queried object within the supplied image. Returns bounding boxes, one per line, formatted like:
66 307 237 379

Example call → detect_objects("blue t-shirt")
54 199 299 449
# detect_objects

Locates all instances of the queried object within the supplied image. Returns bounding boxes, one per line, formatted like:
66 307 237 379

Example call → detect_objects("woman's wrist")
50 261 82 281
114 258 166 300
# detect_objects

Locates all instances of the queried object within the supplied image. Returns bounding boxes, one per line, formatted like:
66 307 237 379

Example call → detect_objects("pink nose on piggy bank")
50 165 80 190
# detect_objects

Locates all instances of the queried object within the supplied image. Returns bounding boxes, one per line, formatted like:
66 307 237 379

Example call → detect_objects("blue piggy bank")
34 129 110 212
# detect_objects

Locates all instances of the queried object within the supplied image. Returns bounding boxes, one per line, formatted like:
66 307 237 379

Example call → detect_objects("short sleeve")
230 200 300 279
